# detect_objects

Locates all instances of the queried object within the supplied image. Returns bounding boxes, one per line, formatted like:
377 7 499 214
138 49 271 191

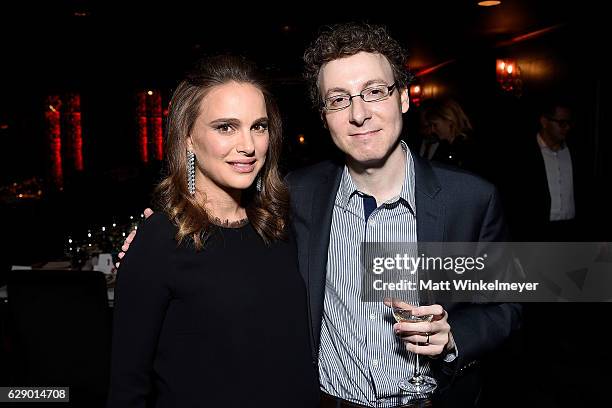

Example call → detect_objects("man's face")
318 52 409 167
542 106 572 145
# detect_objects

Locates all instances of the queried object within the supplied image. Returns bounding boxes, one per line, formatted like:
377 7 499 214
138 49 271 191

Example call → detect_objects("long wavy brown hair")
156 55 289 249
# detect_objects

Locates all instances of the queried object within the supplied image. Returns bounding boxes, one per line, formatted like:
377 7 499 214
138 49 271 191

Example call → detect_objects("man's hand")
384 299 453 357
115 208 154 268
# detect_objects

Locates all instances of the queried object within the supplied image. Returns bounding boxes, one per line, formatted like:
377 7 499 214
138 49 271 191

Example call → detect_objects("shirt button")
369 313 376 321
372 359 379 367
368 220 376 227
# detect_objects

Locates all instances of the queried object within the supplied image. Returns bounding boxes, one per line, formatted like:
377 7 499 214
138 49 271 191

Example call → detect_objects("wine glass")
390 283 437 396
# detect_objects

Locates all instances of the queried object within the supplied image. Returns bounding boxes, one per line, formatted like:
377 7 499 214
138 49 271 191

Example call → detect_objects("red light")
409 85 422 107
45 96 63 188
137 92 148 163
496 59 522 96
149 92 163 160
66 94 84 171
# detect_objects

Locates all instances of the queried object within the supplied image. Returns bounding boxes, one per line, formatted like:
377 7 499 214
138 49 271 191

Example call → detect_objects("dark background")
0 1 610 406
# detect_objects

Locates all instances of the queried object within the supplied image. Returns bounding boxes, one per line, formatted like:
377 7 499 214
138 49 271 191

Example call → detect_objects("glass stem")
415 342 420 378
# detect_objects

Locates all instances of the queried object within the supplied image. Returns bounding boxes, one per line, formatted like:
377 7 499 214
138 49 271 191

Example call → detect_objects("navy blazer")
286 153 522 399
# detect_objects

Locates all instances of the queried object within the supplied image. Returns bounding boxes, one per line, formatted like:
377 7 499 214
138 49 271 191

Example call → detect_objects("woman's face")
429 116 454 141
187 81 269 196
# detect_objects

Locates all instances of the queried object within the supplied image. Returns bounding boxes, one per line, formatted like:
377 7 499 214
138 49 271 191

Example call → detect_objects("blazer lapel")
413 154 444 243
307 164 343 353
413 155 452 309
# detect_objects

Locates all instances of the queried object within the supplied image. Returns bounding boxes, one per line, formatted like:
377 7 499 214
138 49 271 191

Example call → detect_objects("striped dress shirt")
318 142 433 407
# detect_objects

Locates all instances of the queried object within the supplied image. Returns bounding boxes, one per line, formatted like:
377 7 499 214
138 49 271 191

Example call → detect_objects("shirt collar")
337 140 416 215
537 133 567 151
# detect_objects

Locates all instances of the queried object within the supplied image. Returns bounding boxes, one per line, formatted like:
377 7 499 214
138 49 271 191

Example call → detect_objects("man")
504 100 584 241
291 23 520 407
498 99 592 405
121 22 521 408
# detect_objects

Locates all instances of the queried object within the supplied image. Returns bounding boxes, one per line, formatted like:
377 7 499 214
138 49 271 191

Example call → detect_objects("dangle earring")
256 175 262 192
187 150 196 196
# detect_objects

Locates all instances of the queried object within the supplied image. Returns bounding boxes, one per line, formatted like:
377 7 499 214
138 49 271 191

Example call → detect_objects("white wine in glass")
391 298 437 396
392 307 433 324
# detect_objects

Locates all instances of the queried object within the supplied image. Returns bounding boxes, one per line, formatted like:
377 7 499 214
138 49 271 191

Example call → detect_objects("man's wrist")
442 331 458 363
445 331 456 352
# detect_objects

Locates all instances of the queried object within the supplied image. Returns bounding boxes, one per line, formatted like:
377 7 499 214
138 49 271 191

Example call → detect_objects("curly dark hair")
303 22 413 109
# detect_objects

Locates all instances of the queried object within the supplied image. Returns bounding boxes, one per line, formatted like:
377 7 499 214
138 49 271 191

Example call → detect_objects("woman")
106 55 319 407
419 97 480 172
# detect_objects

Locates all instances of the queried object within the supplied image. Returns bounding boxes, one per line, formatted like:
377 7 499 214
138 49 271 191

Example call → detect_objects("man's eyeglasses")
547 117 573 128
323 83 398 111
